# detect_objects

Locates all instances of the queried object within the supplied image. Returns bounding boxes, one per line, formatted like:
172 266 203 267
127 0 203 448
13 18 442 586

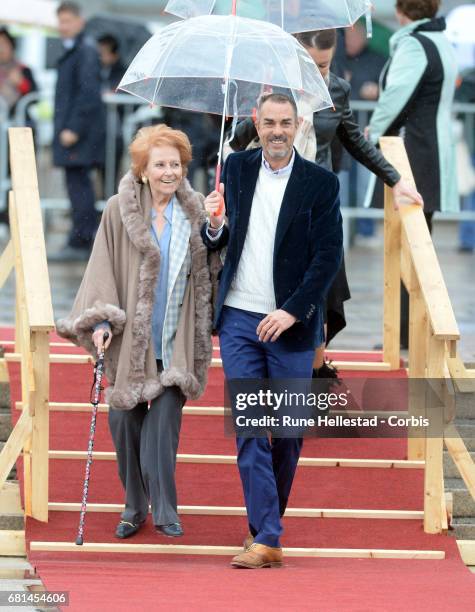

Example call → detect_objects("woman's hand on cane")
92 327 112 353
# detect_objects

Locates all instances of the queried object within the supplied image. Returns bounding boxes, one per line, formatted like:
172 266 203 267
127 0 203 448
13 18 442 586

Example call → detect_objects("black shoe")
155 522 183 537
115 520 144 539
48 245 91 262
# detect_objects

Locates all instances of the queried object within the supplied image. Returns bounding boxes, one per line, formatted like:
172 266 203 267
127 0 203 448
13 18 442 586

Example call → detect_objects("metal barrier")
1 93 475 241
0 98 10 210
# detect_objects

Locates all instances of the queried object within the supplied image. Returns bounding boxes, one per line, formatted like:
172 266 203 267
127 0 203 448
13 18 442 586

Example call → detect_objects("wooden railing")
380 137 475 534
0 128 54 522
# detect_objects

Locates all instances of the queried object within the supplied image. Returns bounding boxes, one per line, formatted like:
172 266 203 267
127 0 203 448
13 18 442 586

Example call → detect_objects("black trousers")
64 166 98 249
108 375 185 526
400 211 434 347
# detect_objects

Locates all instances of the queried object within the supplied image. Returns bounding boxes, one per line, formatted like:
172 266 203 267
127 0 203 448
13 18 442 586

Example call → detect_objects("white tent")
0 0 58 29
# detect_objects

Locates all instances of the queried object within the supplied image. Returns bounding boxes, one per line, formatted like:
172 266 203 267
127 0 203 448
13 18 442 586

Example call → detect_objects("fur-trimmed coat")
56 172 220 410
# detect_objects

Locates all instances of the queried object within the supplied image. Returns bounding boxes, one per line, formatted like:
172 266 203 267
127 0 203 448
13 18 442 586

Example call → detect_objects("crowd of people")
1 0 474 569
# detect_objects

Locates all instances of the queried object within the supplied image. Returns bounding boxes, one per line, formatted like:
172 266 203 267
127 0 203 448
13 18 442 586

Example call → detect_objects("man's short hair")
396 0 440 21
57 1 82 16
97 34 120 54
295 29 337 51
257 93 298 120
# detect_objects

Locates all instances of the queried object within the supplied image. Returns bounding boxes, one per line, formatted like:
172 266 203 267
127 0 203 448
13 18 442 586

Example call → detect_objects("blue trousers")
218 306 314 548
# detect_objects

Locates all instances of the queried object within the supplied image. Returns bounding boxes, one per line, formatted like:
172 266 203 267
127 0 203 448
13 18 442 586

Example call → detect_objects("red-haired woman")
57 125 220 540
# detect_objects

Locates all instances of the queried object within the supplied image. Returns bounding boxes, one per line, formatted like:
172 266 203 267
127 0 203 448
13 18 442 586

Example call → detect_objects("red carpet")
2 327 474 611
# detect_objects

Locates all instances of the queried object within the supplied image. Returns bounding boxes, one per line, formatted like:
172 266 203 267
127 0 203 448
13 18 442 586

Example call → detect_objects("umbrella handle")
213 163 224 217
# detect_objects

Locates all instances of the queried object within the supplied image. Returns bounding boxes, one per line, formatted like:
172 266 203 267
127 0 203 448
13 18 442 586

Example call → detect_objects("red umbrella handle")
213 163 224 217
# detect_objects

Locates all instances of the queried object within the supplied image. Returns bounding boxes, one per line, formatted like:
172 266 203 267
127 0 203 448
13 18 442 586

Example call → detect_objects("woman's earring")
142 175 148 184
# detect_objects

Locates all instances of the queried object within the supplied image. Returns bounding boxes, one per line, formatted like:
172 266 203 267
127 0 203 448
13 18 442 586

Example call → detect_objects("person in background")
50 1 105 262
367 0 459 348
344 21 386 102
0 27 37 226
344 21 387 240
97 34 126 192
97 34 126 93
0 27 37 118
455 67 475 254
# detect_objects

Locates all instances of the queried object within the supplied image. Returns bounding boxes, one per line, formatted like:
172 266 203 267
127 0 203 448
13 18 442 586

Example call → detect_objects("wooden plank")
325 361 392 372
211 358 393 372
47 450 423 469
1 340 76 348
7 353 393 371
0 482 22 514
9 192 24 356
379 137 459 341
28 541 445 560
423 336 446 534
16 402 409 419
0 409 32 490
400 232 412 291
0 358 9 384
444 424 475 501
8 128 54 331
5 353 94 365
0 530 26 556
445 491 453 525
0 239 14 291
29 331 49 522
440 472 448 532
382 181 401 369
446 354 475 394
408 268 427 461
47 502 424 520
457 540 475 565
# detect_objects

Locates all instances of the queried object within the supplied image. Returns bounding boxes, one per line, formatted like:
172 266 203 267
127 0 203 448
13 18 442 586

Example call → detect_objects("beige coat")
56 172 220 410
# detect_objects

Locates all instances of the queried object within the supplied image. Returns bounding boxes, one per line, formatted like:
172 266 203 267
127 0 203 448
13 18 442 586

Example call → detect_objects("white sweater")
224 166 290 314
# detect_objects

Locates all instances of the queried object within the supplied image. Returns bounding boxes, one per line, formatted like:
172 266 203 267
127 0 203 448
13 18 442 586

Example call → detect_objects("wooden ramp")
1 132 475 580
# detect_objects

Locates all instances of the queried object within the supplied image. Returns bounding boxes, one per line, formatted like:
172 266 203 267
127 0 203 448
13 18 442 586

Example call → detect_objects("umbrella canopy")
118 14 332 117
85 15 152 66
446 4 475 45
165 0 371 32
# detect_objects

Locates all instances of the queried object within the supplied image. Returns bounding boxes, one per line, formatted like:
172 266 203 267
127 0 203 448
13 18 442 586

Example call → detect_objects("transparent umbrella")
165 0 372 32
118 13 332 191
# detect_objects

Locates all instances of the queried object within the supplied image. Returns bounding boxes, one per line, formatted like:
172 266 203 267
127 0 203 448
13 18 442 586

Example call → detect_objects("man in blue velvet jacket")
202 93 343 568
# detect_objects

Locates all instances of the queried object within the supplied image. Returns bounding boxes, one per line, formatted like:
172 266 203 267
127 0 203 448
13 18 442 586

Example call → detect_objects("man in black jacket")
51 2 105 261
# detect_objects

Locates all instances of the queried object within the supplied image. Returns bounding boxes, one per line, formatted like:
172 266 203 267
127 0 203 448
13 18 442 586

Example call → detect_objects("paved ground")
0 216 474 362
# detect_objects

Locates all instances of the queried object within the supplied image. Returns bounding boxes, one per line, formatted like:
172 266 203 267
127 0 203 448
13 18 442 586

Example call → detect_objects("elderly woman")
57 125 219 539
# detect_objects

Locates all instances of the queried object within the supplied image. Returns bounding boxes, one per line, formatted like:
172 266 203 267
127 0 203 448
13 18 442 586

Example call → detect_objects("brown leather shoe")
243 531 254 550
231 543 283 569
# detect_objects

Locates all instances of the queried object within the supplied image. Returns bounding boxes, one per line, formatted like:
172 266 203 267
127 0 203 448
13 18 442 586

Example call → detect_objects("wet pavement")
0 217 474 363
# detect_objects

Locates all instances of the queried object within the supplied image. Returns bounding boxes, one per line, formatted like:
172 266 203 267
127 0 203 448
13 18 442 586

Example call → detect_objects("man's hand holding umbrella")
204 183 226 228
